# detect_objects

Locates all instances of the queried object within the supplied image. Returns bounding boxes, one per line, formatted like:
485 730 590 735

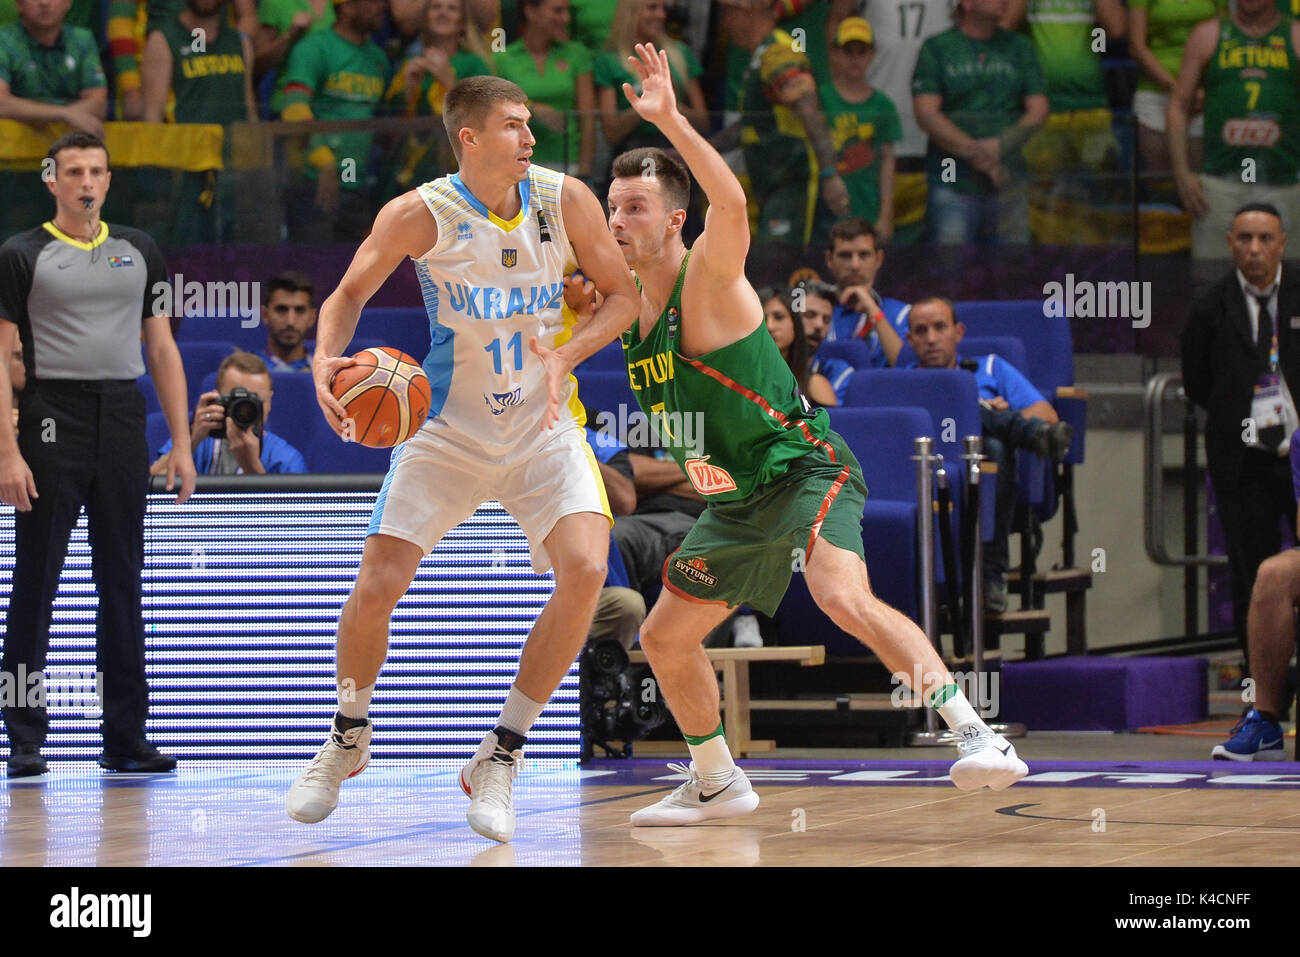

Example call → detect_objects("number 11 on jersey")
485 331 524 374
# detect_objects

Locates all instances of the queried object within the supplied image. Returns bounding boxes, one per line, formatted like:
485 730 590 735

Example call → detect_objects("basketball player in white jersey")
285 75 639 843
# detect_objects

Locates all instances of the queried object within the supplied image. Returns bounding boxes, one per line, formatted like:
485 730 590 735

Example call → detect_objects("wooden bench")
627 645 825 757
1006 567 1093 656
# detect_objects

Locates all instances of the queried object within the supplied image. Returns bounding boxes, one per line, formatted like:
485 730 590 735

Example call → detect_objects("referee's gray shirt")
0 220 168 381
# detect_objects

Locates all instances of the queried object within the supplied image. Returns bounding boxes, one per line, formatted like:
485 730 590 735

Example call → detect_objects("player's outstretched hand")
313 354 358 436
530 336 570 432
563 272 598 321
162 447 196 505
623 43 678 126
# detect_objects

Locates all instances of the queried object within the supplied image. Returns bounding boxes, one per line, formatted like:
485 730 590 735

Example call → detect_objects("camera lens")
588 639 629 677
229 397 258 428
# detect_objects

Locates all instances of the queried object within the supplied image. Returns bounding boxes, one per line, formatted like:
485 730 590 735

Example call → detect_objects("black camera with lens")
580 638 667 761
210 387 263 439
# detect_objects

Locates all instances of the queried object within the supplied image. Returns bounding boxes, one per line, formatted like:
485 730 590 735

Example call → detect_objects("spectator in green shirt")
387 0 493 117
141 0 256 124
1127 0 1224 175
281 0 391 242
382 0 493 193
255 0 335 111
818 16 900 241
595 0 709 155
0 0 107 136
494 0 594 178
912 0 1048 244
140 0 256 243
1006 0 1125 243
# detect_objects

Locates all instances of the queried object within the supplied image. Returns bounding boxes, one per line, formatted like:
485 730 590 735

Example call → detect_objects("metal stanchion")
908 437 952 746
963 434 1025 741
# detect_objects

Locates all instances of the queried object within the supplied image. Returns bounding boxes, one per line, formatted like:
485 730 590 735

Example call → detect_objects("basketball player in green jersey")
1169 0 1300 259
554 44 1029 825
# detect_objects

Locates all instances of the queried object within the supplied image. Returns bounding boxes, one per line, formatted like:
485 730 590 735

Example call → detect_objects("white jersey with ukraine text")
412 164 583 455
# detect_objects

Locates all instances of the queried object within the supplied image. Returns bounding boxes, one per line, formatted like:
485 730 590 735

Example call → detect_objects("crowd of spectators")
3 0 1293 248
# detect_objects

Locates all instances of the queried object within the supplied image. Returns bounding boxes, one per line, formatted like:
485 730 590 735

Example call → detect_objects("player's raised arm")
623 43 750 280
313 192 438 429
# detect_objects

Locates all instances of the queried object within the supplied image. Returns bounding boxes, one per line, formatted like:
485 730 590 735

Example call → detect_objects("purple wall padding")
1000 656 1207 731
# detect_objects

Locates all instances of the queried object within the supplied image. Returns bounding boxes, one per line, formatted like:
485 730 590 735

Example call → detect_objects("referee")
0 132 197 777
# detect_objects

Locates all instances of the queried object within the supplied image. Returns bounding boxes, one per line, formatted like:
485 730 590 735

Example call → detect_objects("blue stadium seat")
574 368 639 422
843 368 995 547
174 316 264 352
775 406 931 656
815 339 873 370
178 341 238 404
137 375 160 416
575 340 626 372
146 411 172 459
955 301 1086 543
954 300 1084 465
307 414 399 473
357 308 432 361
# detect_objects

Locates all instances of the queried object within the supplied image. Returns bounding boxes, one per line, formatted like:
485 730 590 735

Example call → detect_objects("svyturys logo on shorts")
674 556 717 588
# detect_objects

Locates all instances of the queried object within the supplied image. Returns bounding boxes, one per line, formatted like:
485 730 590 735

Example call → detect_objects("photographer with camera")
151 351 308 475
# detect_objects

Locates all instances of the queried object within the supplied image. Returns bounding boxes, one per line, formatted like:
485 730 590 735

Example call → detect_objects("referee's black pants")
2 379 151 752
1213 448 1298 666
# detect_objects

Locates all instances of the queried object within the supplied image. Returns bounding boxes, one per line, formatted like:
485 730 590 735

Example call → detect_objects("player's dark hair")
46 131 110 171
908 296 957 330
758 286 812 396
610 147 691 214
263 271 316 306
1234 202 1284 229
827 216 879 252
443 75 529 162
218 350 271 389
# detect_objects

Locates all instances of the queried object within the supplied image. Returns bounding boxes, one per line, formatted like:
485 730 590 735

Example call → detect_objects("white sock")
686 731 735 787
930 683 985 733
497 685 546 737
339 682 373 720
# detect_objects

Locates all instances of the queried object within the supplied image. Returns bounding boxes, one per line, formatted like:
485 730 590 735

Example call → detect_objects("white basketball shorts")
368 418 612 573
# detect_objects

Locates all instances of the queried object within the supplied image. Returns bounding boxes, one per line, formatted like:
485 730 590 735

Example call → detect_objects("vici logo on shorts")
685 456 737 495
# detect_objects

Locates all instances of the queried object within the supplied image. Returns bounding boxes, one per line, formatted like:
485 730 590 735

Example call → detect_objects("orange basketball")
329 346 431 448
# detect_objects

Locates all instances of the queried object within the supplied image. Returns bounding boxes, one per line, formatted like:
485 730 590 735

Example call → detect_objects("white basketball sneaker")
630 762 760 826
460 732 522 844
949 725 1029 791
286 715 371 823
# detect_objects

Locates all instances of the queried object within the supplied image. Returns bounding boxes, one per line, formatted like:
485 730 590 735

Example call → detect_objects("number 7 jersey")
411 163 586 454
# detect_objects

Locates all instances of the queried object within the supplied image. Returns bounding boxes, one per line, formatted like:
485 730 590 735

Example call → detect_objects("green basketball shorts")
661 430 868 617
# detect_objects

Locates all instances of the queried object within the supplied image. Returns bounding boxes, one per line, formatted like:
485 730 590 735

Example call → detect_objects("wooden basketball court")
3 758 1297 867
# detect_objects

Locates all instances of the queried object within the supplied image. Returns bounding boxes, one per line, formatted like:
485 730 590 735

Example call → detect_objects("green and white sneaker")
630 762 760 826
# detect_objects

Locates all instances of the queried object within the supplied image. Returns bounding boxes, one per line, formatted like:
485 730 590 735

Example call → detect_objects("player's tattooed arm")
313 192 439 428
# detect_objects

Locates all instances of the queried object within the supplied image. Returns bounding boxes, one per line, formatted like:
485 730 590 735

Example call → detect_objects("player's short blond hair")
443 76 529 162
